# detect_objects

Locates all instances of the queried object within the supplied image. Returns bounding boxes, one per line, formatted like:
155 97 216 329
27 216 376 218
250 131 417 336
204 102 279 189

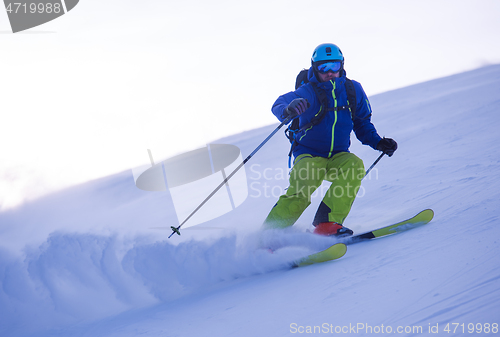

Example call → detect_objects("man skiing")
263 43 397 236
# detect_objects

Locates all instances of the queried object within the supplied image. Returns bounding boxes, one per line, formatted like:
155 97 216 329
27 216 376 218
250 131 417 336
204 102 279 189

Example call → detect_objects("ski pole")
169 115 293 238
363 152 385 179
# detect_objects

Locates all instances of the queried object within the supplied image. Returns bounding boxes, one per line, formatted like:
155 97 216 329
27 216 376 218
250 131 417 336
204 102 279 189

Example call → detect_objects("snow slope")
1 65 500 336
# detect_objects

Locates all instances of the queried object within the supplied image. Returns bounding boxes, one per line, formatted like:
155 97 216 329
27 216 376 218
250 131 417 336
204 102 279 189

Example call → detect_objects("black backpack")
285 68 358 166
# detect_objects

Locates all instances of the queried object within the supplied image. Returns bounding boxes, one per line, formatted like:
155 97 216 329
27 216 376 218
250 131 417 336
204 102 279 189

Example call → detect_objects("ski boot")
313 222 353 237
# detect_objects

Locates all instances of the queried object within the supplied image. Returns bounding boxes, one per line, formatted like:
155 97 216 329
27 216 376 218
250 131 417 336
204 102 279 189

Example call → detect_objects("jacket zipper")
328 80 338 158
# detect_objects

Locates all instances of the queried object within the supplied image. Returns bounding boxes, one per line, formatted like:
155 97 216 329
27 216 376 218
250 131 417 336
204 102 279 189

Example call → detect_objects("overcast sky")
1 0 499 209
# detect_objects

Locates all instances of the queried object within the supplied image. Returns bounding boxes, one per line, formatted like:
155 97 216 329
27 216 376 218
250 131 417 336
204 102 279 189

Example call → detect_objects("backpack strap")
285 69 310 167
344 78 357 120
344 78 371 121
285 122 299 168
284 82 330 167
296 81 353 134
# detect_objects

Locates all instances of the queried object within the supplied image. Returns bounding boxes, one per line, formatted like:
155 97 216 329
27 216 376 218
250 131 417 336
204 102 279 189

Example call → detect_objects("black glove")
377 137 398 157
284 98 310 118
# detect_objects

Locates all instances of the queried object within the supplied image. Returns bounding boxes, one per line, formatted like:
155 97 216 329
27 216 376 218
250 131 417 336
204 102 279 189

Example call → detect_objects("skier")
262 43 397 236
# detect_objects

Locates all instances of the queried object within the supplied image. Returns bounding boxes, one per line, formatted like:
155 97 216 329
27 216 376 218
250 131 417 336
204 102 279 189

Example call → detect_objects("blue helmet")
311 43 344 66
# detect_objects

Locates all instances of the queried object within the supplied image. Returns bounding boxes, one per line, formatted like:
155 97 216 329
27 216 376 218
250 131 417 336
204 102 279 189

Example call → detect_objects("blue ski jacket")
272 68 382 160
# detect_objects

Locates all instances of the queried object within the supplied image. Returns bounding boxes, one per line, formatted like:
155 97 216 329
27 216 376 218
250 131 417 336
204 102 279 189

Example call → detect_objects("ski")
342 209 434 245
286 209 433 268
292 243 347 268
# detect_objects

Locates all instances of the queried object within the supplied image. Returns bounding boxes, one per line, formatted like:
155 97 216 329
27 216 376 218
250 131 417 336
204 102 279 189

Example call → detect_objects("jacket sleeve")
352 81 382 150
271 86 316 123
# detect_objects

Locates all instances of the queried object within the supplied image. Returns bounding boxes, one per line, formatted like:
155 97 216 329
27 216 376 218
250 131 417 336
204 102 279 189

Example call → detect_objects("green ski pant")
263 152 365 229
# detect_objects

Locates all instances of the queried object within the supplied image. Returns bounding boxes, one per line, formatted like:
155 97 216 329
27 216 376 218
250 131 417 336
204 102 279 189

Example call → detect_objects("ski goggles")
315 61 342 74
